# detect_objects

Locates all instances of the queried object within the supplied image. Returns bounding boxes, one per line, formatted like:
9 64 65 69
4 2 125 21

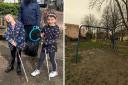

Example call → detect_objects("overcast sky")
64 0 106 25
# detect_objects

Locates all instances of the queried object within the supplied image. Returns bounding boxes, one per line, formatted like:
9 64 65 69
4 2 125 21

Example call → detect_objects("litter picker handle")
45 49 50 80
16 48 29 82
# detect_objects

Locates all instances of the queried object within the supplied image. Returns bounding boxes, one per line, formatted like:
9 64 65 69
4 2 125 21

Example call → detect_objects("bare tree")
101 2 127 42
82 14 99 40
82 14 98 26
101 6 112 38
90 0 128 29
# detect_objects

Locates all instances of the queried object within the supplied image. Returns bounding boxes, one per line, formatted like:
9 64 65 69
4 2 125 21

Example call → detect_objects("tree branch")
115 0 128 29
122 0 126 4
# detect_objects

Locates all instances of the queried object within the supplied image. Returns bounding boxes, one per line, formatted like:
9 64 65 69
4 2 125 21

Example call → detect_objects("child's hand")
41 33 45 38
11 41 17 47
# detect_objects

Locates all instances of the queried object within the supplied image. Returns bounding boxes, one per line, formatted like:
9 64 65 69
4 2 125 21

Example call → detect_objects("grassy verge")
65 40 128 85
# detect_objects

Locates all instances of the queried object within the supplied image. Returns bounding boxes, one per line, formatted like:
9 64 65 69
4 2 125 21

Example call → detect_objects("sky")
4 0 18 3
64 0 106 25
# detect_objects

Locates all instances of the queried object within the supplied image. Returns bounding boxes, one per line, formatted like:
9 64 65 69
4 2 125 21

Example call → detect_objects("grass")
66 40 111 52
66 40 111 62
65 40 128 85
79 40 108 49
66 39 128 58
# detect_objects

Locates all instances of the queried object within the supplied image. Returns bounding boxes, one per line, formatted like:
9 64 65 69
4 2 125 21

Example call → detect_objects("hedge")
0 3 19 16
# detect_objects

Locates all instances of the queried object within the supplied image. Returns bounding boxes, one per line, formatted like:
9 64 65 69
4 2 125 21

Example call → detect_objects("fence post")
111 29 116 49
75 25 82 63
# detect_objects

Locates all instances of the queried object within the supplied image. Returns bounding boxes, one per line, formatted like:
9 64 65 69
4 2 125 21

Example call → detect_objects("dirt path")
66 48 128 85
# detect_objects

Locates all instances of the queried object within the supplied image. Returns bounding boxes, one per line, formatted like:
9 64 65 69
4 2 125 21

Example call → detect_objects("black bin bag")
24 26 41 57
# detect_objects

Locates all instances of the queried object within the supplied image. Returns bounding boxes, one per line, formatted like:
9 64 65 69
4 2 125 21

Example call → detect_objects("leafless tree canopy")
82 14 99 26
90 0 128 29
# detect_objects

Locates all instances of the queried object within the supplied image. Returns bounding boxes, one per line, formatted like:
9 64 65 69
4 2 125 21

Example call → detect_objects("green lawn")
66 40 128 57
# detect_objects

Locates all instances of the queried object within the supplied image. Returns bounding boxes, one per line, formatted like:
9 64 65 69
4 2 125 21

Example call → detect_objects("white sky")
64 0 106 25
4 0 18 3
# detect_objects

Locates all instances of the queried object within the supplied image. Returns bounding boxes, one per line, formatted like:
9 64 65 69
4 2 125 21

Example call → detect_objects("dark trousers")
24 25 39 56
9 46 21 69
24 25 33 42
37 48 57 71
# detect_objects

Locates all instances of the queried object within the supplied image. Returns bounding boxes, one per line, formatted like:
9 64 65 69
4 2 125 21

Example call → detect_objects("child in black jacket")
31 13 60 77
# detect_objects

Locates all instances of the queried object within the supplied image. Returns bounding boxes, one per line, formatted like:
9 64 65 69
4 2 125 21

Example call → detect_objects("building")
65 23 79 39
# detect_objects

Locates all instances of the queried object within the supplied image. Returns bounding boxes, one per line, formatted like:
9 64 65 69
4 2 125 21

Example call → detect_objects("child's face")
47 17 56 26
4 16 11 23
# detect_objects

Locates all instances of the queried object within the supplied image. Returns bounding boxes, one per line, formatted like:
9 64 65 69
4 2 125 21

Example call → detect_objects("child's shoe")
5 66 14 73
31 69 40 77
17 66 22 75
49 71 58 77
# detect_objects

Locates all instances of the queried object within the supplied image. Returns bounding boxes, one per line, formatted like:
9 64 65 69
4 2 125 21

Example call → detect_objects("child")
4 14 25 75
31 13 60 77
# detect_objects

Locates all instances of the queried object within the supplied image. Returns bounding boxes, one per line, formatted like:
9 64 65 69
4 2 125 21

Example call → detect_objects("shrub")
0 3 19 16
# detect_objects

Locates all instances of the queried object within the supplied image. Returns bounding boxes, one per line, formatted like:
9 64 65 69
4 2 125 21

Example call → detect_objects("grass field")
65 40 128 85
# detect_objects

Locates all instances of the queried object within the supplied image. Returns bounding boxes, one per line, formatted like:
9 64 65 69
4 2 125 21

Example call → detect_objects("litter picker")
44 48 50 80
16 48 29 82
